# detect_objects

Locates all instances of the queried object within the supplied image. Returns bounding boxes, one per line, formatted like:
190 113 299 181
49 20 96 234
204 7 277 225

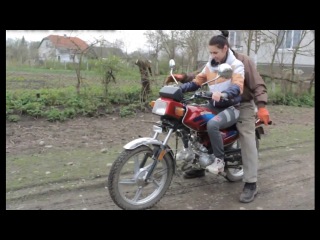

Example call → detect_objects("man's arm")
243 56 268 107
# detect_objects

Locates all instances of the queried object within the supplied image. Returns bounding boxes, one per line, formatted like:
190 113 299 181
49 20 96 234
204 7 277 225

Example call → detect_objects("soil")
6 105 314 210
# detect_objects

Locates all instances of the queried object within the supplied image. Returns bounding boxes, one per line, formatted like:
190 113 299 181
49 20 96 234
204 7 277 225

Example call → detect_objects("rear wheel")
224 136 259 182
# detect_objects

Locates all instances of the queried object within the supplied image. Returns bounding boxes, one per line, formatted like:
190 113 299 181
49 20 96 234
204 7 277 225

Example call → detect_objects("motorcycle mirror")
201 63 233 87
217 63 233 79
169 59 175 69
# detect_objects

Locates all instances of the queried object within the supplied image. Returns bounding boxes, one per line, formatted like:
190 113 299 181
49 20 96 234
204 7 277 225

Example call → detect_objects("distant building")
197 30 315 75
38 34 90 63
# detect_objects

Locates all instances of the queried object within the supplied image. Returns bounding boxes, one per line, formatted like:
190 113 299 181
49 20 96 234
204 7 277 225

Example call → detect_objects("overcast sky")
6 30 148 53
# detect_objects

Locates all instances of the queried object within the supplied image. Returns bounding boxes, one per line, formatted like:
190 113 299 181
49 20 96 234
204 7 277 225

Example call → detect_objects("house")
38 34 90 63
198 30 315 76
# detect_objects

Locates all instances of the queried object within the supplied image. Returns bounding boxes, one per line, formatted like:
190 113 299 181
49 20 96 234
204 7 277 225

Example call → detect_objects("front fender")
124 137 163 150
124 137 176 173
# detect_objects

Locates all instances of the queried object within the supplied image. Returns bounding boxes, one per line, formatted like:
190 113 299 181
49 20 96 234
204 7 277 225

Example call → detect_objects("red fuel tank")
182 105 239 145
182 105 216 132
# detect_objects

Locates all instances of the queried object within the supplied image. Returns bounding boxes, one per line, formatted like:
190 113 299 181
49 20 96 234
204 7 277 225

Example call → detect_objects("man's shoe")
183 168 205 179
239 182 258 203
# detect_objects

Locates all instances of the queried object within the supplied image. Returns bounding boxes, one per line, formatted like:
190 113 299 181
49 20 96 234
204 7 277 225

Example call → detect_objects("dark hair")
220 30 229 38
208 30 230 49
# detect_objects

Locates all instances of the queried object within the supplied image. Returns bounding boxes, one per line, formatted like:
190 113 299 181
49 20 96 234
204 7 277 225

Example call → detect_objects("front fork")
145 128 175 180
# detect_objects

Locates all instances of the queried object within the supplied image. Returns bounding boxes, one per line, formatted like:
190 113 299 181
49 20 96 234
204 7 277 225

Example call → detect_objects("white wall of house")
38 39 82 63
38 39 55 61
57 50 70 62
56 50 76 63
241 30 314 68
256 45 314 67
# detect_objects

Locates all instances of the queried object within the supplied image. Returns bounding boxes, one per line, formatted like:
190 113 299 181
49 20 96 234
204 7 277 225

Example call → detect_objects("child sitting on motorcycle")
177 34 245 174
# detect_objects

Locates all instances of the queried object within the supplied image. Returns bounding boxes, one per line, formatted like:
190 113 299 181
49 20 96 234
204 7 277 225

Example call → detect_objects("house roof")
42 35 89 51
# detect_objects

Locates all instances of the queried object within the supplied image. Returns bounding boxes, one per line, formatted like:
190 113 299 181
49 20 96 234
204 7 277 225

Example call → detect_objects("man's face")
208 45 228 64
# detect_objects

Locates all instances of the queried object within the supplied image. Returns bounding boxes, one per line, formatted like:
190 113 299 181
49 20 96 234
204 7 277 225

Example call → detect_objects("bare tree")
242 30 264 66
256 30 314 95
180 30 213 72
156 30 183 60
243 30 254 56
29 41 41 62
262 30 286 93
70 39 99 94
135 58 153 102
144 30 162 75
289 30 314 95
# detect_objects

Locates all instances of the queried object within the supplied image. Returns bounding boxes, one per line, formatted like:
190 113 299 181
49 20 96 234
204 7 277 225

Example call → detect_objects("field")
6 66 314 210
6 106 314 210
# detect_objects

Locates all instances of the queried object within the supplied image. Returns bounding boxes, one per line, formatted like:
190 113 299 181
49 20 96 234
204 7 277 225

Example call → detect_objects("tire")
256 137 260 153
224 136 259 182
107 145 174 210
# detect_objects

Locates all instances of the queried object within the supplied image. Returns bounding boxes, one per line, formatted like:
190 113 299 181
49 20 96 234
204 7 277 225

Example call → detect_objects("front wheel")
107 145 174 210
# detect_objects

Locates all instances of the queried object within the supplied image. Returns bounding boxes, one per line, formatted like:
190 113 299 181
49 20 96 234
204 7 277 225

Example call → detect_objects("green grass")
7 65 79 75
6 108 314 192
6 62 314 123
6 146 124 191
260 124 314 149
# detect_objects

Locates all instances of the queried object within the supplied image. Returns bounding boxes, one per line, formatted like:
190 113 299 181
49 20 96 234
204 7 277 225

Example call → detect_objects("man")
165 46 270 203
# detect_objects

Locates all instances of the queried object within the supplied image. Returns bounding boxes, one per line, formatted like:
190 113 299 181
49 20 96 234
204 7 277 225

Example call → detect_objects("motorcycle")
107 60 271 210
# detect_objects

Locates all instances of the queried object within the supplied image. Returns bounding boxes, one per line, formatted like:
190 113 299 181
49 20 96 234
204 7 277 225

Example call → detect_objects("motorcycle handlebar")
256 119 273 125
194 91 228 101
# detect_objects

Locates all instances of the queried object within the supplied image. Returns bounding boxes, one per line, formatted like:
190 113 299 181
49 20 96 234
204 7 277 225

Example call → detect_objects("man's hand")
165 74 186 85
257 107 270 125
212 92 222 102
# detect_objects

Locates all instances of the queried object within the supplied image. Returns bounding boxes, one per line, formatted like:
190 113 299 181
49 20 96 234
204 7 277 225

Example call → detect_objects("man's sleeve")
246 58 268 106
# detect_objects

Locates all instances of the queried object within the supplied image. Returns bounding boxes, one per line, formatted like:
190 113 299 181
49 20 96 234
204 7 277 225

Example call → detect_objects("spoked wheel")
224 140 243 182
224 164 244 182
107 145 174 210
223 137 259 182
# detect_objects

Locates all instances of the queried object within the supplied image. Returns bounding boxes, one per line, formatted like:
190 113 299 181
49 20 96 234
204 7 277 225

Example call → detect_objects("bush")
7 115 21 122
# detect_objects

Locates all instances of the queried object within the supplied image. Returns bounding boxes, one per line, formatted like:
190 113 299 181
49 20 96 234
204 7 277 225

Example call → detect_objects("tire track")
6 140 314 210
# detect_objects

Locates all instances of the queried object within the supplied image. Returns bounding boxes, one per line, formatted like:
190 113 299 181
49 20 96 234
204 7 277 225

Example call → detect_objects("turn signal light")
175 107 185 117
150 101 155 108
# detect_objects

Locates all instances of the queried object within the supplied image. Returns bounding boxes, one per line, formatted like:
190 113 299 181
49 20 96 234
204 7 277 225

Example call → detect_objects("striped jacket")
180 49 244 108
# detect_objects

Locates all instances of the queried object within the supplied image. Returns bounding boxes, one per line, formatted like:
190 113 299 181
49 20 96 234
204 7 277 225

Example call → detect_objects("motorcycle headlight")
152 99 168 116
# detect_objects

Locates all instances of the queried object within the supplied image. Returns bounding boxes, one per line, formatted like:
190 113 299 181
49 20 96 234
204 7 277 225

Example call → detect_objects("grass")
260 124 314 150
6 146 124 191
6 105 314 191
5 62 314 123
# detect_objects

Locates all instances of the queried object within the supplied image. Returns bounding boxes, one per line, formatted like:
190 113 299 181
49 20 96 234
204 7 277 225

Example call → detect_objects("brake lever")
220 92 229 101
256 119 273 125
181 95 195 103
194 91 212 99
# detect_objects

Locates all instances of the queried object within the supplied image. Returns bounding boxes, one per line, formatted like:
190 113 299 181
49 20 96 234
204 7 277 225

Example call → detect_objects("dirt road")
6 105 314 210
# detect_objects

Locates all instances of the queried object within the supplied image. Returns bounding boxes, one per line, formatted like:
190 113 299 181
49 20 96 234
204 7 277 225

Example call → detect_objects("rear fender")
255 126 264 139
